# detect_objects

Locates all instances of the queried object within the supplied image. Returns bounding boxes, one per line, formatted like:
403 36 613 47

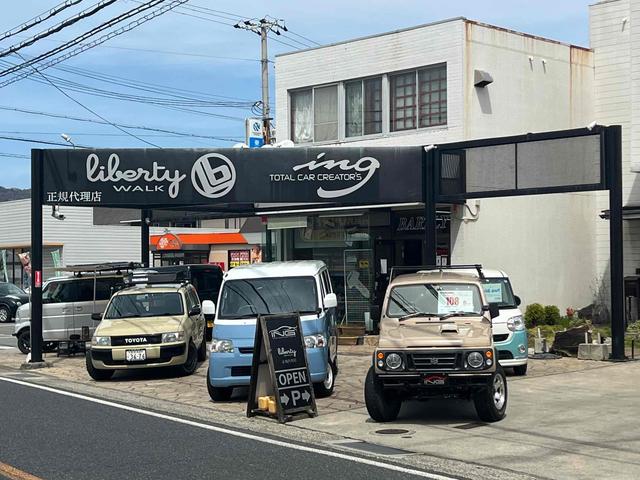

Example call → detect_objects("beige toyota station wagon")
86 273 210 380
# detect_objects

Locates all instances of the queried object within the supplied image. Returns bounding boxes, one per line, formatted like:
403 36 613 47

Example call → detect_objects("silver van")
13 263 135 354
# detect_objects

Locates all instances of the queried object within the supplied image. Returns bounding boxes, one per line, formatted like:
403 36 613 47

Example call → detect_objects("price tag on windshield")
483 283 503 303
438 290 475 314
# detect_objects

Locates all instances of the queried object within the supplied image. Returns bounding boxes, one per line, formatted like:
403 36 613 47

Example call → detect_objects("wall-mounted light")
474 69 493 88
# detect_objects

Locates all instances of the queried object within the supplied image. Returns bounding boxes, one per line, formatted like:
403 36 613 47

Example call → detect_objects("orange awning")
150 233 247 247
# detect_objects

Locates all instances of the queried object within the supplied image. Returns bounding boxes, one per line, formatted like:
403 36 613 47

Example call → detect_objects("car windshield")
480 278 517 308
387 283 483 318
219 277 318 319
0 283 25 296
104 292 184 319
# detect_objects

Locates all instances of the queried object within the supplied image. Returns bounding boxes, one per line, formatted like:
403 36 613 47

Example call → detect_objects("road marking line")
0 461 42 480
0 377 456 480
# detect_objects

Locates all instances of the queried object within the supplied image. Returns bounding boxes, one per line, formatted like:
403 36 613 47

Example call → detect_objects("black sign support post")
30 149 44 363
424 146 437 266
247 313 317 423
141 209 151 267
607 126 625 360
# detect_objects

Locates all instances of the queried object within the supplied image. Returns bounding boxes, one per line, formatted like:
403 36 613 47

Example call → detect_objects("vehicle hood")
212 314 322 345
1 294 29 304
96 316 184 336
379 316 492 349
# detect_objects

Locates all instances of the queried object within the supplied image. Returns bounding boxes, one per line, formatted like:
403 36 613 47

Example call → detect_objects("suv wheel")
16 329 30 354
178 341 198 376
0 305 11 323
474 366 508 422
313 359 336 398
197 329 207 362
364 366 401 422
207 368 233 401
513 364 528 376
85 352 114 381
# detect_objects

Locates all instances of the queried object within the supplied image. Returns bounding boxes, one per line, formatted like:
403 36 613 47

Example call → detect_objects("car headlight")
304 334 326 349
210 338 234 353
467 351 484 369
385 352 403 370
507 315 525 331
161 331 185 343
15 301 22 307
91 336 111 346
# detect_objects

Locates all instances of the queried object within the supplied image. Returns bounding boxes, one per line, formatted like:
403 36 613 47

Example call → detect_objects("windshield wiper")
399 312 435 321
439 311 479 320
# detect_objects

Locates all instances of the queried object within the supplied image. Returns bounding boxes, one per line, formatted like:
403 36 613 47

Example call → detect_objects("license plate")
423 374 447 386
125 349 146 362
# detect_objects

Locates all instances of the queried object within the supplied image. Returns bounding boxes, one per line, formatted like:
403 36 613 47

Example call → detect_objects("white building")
274 17 606 313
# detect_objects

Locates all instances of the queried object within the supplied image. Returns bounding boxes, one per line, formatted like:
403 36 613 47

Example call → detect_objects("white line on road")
0 376 456 480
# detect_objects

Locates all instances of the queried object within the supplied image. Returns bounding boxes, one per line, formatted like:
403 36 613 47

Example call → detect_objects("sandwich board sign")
247 313 317 423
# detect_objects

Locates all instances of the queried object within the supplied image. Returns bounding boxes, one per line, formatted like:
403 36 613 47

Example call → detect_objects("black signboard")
39 147 423 207
247 313 317 422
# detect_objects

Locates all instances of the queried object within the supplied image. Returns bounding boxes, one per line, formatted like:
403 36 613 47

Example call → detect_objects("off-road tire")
207 369 233 401
513 364 528 376
16 329 30 354
0 305 11 323
313 359 336 398
197 330 207 362
474 366 508 422
85 352 114 381
364 366 401 422
178 341 198 376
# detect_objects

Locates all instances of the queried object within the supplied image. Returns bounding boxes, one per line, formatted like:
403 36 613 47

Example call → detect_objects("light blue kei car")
206 261 339 401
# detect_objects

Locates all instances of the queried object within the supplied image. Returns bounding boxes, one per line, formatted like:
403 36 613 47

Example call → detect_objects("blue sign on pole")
249 137 265 148
246 118 265 148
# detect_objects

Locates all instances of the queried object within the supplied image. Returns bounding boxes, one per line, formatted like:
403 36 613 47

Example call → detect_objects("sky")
0 0 593 189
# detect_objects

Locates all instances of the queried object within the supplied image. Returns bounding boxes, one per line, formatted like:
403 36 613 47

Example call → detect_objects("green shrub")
557 316 572 329
544 305 562 325
524 303 545 328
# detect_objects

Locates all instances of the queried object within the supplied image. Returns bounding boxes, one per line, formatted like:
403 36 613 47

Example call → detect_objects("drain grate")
454 422 488 430
336 441 412 456
375 428 410 435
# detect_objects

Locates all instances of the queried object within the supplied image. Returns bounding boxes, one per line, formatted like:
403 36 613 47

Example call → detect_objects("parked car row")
9 260 526 423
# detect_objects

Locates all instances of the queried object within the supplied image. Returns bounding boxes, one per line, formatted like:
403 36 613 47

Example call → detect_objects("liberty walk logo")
191 153 236 199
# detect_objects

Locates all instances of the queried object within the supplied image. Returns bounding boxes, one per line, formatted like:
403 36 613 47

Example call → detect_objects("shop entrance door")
403 239 422 266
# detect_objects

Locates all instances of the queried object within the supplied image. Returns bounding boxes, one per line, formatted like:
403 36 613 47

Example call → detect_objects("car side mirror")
202 300 216 318
488 303 500 319
324 293 338 309
514 295 521 306
189 306 202 317
91 313 102 321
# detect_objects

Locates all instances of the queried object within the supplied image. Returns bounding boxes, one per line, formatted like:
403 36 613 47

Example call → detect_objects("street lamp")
60 133 75 148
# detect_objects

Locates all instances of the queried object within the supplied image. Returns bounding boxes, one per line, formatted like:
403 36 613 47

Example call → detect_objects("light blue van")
207 261 338 401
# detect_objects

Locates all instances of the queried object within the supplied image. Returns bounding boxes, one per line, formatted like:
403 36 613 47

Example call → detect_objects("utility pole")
235 17 288 145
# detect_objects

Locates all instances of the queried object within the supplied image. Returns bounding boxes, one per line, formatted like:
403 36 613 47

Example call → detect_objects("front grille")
238 347 254 354
409 353 459 370
111 334 162 347
498 350 513 360
230 366 252 376
493 334 509 343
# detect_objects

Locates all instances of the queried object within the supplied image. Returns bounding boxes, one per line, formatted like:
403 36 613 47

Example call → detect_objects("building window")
390 64 446 132
345 77 382 137
290 85 338 143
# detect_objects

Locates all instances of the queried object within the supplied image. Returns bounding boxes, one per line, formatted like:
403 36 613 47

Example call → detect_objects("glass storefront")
269 207 451 330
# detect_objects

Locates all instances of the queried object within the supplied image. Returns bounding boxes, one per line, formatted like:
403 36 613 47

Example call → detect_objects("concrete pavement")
0 347 638 479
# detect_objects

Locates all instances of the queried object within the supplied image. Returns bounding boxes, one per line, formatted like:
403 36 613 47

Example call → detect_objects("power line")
0 131 243 140
0 105 242 142
15 52 161 148
0 0 168 79
0 135 91 148
0 0 119 60
0 152 30 159
0 0 85 43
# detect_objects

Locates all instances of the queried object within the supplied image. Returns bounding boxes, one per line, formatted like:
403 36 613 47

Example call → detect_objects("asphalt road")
0 378 449 480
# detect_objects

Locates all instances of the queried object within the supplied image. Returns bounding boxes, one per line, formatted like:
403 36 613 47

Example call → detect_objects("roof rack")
62 262 142 276
125 269 191 287
390 264 484 281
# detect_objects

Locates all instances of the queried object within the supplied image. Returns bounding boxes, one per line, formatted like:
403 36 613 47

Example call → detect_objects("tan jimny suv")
86 272 211 381
365 265 507 422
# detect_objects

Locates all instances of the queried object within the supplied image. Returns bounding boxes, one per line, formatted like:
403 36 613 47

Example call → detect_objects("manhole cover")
375 428 410 435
